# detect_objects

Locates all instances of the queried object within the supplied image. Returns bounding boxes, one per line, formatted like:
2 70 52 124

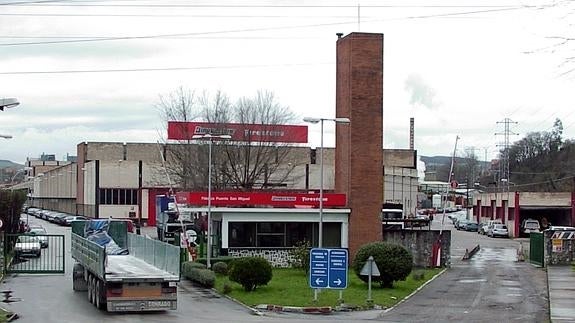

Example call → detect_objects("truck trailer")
71 220 180 312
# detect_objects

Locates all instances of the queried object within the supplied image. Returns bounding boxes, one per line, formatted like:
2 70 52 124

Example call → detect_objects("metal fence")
529 232 544 267
4 234 65 274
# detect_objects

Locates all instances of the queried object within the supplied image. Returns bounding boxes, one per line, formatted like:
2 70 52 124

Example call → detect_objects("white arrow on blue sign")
309 248 348 289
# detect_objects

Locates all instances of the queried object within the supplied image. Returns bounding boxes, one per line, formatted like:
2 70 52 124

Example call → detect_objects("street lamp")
192 133 231 269
303 117 350 248
0 98 19 111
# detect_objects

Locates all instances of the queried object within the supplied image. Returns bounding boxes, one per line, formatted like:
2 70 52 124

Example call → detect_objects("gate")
4 234 65 274
529 232 544 267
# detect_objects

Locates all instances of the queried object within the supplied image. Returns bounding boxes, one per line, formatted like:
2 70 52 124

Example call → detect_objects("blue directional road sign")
309 248 329 288
328 249 348 289
309 248 348 289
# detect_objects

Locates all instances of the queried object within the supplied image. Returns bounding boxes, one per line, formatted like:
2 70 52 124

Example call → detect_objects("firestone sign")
175 191 347 208
167 121 308 143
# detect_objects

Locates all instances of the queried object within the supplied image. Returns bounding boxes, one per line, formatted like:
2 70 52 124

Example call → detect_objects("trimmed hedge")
195 256 236 267
182 261 215 288
228 256 272 292
353 242 413 288
186 262 207 269
212 261 228 275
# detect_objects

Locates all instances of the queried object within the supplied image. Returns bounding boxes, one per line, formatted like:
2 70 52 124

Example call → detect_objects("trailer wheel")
95 280 101 309
95 280 107 310
91 277 97 306
72 264 87 291
87 275 93 304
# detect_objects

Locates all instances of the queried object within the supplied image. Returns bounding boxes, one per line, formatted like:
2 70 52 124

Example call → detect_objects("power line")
0 0 78 5
1 3 523 8
0 61 333 75
0 6 527 47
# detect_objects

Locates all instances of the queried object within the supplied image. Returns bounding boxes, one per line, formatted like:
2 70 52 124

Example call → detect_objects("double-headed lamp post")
303 117 350 248
192 133 231 269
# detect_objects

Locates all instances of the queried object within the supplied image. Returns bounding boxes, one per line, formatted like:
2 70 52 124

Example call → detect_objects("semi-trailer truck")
71 220 180 312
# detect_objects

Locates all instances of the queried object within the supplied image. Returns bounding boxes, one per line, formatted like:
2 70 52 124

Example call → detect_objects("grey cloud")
404 74 438 109
0 41 163 60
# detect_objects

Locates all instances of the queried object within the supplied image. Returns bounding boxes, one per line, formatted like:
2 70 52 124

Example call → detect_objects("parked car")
488 224 509 238
27 208 40 217
63 215 88 226
464 221 479 232
456 219 469 230
52 213 70 225
14 235 41 258
521 219 541 236
39 210 55 221
28 227 48 248
478 223 489 235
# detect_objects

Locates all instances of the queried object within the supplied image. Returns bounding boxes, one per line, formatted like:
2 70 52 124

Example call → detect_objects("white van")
521 219 541 235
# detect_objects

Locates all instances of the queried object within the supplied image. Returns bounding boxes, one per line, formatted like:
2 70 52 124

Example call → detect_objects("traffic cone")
517 242 525 262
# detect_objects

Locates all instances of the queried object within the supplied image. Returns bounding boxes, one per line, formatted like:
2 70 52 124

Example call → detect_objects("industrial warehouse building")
18 32 424 261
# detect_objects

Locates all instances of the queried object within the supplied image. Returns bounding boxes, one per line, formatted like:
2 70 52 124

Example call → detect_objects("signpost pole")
367 259 373 303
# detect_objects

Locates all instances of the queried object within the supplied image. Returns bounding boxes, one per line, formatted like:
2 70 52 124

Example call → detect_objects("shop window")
228 221 341 248
229 222 256 247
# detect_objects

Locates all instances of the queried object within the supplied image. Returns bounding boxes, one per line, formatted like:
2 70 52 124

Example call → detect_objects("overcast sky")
1 0 574 164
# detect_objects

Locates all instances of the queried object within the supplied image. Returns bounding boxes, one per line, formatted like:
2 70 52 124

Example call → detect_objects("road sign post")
360 256 381 304
309 248 348 301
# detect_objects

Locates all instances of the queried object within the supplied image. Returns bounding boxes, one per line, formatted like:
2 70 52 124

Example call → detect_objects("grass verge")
215 267 443 309
0 307 12 323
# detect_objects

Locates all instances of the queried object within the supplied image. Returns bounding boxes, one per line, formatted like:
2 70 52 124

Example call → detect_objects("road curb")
216 290 266 316
254 304 332 314
382 268 447 314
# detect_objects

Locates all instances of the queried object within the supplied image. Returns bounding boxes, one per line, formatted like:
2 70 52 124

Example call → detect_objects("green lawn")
215 268 443 309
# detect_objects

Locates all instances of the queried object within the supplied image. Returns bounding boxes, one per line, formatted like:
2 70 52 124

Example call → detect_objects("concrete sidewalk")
548 265 575 322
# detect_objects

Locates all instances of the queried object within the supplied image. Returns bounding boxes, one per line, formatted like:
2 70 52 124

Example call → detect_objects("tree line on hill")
434 118 575 192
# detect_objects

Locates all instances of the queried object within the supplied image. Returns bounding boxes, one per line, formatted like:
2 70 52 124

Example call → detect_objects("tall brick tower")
335 33 383 257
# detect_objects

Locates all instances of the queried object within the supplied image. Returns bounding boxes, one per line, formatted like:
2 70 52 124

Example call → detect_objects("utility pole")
495 118 518 193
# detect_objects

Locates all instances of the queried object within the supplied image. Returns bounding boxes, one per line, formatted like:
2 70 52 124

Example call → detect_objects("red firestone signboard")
175 191 347 208
168 121 308 143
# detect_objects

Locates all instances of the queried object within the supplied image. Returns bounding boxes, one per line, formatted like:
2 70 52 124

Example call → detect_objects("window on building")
228 221 341 248
98 188 139 205
119 189 126 205
229 222 256 247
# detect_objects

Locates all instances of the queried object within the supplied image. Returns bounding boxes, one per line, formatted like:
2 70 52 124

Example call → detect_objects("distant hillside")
0 160 22 169
420 156 490 167
421 155 490 182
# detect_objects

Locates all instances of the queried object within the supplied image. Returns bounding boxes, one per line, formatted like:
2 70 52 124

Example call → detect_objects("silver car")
29 227 49 248
489 224 509 238
14 236 41 257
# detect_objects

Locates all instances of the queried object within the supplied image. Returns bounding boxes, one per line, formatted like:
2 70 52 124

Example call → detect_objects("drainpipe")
514 192 520 238
571 191 575 227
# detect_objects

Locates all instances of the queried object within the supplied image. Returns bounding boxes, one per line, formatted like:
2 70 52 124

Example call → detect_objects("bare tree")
219 91 298 190
157 88 300 191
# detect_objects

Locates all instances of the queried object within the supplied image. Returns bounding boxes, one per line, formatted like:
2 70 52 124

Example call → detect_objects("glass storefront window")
228 221 341 248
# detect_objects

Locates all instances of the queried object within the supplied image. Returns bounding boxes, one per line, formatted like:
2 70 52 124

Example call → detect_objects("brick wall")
335 32 384 257
382 230 451 267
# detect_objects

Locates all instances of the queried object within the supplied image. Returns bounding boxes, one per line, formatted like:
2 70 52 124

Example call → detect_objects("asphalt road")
376 212 549 322
1 212 549 323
